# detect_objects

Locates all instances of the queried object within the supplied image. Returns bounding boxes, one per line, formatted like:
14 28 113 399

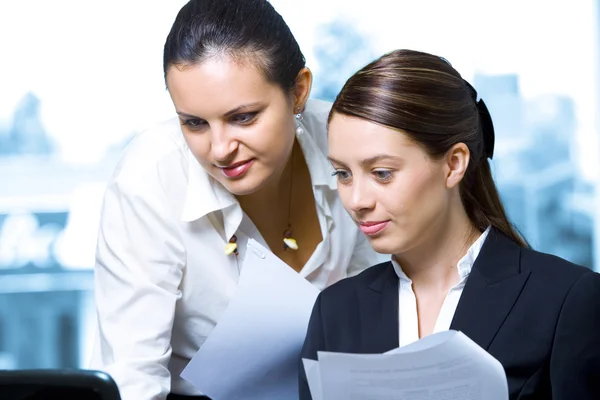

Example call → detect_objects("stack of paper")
303 330 508 400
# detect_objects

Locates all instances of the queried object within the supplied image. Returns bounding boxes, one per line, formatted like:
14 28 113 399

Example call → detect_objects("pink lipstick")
218 159 254 178
358 221 389 236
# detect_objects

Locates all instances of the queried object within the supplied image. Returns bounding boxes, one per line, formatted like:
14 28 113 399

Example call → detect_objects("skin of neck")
394 192 481 293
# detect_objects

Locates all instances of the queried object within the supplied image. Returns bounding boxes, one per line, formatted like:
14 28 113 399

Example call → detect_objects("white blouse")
91 99 386 400
392 227 491 347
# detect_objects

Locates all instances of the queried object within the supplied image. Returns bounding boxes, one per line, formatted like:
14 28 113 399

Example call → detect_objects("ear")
444 143 470 189
293 67 312 111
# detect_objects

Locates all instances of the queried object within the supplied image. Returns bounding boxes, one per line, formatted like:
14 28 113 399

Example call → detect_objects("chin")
219 174 268 196
221 180 260 196
366 234 407 256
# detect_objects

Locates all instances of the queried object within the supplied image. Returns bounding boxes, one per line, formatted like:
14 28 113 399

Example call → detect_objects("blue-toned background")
1 0 598 370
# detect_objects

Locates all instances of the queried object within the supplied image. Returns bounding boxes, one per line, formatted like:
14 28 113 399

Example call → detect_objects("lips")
358 220 389 236
218 159 254 178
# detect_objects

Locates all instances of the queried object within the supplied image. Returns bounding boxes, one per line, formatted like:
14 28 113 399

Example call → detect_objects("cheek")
389 169 447 218
183 133 211 164
247 114 295 160
259 117 293 148
336 184 353 212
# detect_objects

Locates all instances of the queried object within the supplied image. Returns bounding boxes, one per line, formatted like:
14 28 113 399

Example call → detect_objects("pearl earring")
295 107 304 136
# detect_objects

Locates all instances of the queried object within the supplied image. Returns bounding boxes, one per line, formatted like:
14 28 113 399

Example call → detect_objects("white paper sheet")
181 238 320 400
302 358 323 400
306 330 508 400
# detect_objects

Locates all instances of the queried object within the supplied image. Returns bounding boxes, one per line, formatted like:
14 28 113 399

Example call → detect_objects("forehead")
328 114 419 160
166 56 283 115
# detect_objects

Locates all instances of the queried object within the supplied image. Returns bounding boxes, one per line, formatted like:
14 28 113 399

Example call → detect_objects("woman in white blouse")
91 1 383 399
300 49 600 400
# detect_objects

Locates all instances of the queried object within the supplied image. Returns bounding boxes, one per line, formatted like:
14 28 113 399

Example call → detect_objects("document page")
302 358 323 400
306 330 508 400
182 239 320 400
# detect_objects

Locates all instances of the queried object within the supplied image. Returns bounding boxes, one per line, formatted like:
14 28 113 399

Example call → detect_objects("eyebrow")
176 102 263 120
176 111 200 119
328 154 403 166
223 102 263 117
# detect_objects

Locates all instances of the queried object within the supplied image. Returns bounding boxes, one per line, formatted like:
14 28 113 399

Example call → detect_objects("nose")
210 125 238 163
346 176 376 214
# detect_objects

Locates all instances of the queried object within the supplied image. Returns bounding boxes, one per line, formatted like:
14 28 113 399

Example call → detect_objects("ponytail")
460 159 528 247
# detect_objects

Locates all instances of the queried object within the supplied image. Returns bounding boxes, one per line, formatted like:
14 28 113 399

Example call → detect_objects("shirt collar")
456 226 491 279
392 226 492 282
180 111 337 226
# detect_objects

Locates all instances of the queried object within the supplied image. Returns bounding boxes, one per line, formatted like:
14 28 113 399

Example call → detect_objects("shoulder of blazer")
519 244 594 286
474 228 592 285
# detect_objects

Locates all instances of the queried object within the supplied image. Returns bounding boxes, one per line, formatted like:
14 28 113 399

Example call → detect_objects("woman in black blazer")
299 49 600 400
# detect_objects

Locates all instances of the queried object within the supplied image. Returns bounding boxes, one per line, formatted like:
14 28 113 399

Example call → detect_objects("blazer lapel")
450 229 531 350
358 262 399 353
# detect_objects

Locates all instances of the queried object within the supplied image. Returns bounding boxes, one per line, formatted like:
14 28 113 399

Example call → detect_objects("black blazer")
299 229 600 400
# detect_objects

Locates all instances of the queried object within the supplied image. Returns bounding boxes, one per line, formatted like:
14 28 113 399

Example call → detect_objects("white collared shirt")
392 227 491 347
91 99 386 400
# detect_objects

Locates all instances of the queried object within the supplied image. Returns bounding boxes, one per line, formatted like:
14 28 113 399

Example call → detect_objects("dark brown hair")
163 0 305 94
330 49 527 247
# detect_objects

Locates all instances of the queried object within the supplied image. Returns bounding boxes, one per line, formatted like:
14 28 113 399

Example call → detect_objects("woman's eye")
231 112 258 124
182 119 207 129
332 170 352 183
373 170 393 182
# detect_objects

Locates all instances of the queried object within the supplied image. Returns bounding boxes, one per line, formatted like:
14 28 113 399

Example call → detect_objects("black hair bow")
463 80 495 159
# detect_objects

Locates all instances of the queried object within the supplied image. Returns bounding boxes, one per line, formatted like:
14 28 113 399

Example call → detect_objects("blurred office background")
0 0 598 370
